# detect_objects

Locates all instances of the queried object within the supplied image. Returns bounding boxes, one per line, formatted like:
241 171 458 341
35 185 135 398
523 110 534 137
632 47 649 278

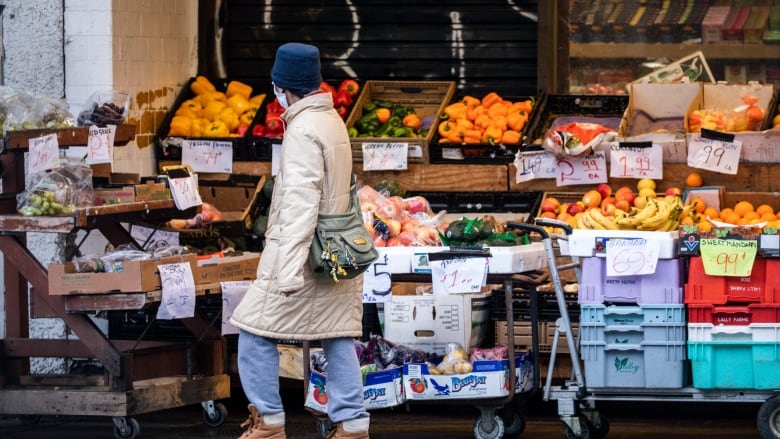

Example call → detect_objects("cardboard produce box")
195 252 260 285
304 366 404 412
383 291 491 355
135 180 171 202
48 253 198 295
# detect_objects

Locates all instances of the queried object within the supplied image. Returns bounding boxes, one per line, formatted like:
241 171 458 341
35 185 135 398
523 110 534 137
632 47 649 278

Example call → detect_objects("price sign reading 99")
700 238 758 277
687 135 741 175
555 151 607 186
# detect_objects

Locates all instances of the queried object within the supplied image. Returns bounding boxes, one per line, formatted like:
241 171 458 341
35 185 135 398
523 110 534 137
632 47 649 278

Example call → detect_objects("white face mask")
273 84 289 109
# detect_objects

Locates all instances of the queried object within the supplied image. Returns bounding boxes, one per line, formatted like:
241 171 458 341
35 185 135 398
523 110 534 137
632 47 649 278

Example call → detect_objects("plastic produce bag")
77 90 130 127
16 158 93 216
0 86 75 135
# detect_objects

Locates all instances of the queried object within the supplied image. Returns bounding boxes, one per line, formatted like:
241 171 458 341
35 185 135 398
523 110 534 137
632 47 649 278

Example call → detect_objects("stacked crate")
685 256 780 389
578 257 687 388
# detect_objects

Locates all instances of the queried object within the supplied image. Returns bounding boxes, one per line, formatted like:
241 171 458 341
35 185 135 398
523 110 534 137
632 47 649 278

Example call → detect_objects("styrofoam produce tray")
568 229 679 258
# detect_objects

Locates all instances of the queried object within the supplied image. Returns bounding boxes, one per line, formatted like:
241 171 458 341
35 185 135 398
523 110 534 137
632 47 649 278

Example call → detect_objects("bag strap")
348 173 360 212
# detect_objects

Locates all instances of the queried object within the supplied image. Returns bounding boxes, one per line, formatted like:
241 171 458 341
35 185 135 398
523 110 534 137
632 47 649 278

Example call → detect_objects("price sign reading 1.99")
609 142 663 180
555 151 607 186
699 238 758 277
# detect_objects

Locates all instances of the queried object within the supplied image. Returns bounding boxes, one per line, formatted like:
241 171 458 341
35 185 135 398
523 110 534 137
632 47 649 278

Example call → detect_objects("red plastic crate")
687 304 780 325
685 256 780 305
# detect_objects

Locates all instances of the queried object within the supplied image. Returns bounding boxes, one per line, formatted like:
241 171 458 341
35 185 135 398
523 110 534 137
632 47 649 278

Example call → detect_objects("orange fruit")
756 204 775 216
687 197 707 214
703 207 719 219
697 221 713 232
743 211 761 221
581 190 602 209
680 216 695 226
724 212 741 225
761 212 778 221
685 172 703 187
734 201 755 217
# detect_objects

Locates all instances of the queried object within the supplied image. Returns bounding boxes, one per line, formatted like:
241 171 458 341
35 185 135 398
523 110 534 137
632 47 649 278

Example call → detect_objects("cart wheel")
202 402 228 427
757 395 780 439
501 407 526 437
317 418 335 438
113 417 140 439
473 414 505 439
587 415 609 439
564 420 591 439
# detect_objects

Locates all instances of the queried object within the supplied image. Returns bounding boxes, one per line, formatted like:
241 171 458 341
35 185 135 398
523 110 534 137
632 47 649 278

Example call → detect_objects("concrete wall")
0 0 198 372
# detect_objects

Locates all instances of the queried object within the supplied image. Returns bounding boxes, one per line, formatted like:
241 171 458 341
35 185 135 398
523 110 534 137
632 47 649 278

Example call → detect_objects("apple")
540 211 557 219
385 237 402 246
540 197 561 214
567 202 585 216
615 199 631 212
601 202 616 216
615 186 636 206
596 183 612 200
386 219 402 237
372 235 386 247
414 227 439 245
404 196 430 214
665 187 682 197
397 231 416 246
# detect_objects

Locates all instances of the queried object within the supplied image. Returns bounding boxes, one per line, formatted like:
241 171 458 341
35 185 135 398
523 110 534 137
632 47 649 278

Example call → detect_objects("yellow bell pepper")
190 76 217 95
168 116 192 137
218 107 240 131
239 110 257 126
249 93 267 106
226 93 251 115
203 101 227 121
226 80 253 100
500 130 521 144
175 99 202 118
205 120 229 137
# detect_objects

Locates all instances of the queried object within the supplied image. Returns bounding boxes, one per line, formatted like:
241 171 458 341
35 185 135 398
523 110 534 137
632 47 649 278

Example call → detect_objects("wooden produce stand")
0 127 230 439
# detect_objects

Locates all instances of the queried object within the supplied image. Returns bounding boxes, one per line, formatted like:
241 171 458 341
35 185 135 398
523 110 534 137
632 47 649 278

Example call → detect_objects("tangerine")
724 212 741 225
685 172 703 187
756 204 775 216
697 221 713 232
703 207 720 219
687 197 707 214
761 213 778 222
734 201 755 217
719 207 735 219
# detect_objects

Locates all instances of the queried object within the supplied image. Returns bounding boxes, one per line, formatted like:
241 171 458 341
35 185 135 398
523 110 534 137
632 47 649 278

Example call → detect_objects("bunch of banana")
636 197 684 231
615 198 659 228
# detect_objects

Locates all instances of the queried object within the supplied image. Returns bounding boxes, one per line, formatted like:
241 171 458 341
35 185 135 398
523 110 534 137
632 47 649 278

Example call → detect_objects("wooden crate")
346 80 455 164
495 320 579 354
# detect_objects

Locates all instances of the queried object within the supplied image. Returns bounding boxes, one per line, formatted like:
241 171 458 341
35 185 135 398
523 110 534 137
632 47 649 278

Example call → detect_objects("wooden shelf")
570 42 779 60
3 124 137 150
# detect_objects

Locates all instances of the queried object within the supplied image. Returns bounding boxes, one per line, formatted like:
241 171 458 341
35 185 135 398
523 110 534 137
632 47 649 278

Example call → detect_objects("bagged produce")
16 158 93 216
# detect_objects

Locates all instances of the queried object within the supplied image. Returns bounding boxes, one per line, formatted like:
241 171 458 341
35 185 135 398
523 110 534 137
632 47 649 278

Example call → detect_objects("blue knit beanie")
271 43 322 95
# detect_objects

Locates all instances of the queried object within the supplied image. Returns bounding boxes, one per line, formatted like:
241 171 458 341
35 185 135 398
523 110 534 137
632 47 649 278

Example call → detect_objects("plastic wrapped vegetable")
16 158 93 216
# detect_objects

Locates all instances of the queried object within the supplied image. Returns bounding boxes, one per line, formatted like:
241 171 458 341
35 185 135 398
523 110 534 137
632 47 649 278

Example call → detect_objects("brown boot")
238 404 286 439
325 422 369 439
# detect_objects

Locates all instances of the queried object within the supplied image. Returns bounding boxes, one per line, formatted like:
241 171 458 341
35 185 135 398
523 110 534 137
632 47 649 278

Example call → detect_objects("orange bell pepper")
462 95 481 108
443 102 467 120
466 104 486 121
190 76 216 95
513 99 534 115
455 118 474 130
474 114 492 130
487 102 508 119
226 80 253 100
168 116 192 137
506 111 528 132
500 130 521 144
462 129 483 144
438 120 454 140
481 125 503 144
492 115 508 131
481 92 502 109
402 113 421 130
376 108 391 124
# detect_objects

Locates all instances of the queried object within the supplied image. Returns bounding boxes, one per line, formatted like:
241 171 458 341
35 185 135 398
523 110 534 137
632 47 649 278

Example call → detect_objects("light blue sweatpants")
238 330 369 423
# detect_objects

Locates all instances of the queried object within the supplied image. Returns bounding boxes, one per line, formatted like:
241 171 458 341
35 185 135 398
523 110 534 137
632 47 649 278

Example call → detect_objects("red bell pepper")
336 105 348 119
265 113 284 134
333 89 352 108
251 124 267 137
237 123 249 136
266 98 284 115
338 79 360 97
319 81 336 95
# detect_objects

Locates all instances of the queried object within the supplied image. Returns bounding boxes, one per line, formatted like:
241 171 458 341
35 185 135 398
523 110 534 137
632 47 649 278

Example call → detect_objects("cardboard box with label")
402 360 509 400
135 181 171 201
48 253 198 295
92 186 136 206
195 252 260 285
304 366 404 412
383 291 491 354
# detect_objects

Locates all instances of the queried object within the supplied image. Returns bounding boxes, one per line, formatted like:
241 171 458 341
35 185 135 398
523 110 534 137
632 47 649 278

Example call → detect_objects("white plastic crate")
487 243 546 274
688 323 780 342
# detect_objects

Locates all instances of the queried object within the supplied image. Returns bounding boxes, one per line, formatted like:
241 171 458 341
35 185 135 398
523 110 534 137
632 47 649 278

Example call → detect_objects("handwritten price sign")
430 256 488 295
220 281 250 334
363 250 393 303
86 125 116 165
700 238 758 277
514 150 558 182
182 140 234 173
168 174 202 210
556 151 608 186
609 142 663 179
156 262 196 320
605 238 660 276
28 133 59 174
361 142 408 170
687 134 741 175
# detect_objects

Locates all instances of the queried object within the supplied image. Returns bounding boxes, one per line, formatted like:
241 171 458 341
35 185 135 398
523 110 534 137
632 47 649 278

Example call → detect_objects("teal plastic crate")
688 340 780 390
579 304 686 325
580 322 686 345
581 340 686 388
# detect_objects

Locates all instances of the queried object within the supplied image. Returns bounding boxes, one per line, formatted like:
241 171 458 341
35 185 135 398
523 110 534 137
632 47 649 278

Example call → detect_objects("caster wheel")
501 407 526 437
588 415 609 439
202 402 228 427
564 420 591 439
113 417 140 439
474 414 505 439
758 395 780 439
317 418 335 438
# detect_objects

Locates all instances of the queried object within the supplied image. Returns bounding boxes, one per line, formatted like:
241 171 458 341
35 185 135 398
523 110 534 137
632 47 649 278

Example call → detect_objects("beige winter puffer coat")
230 92 363 340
